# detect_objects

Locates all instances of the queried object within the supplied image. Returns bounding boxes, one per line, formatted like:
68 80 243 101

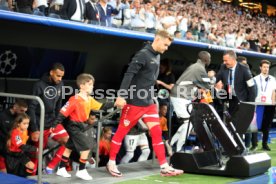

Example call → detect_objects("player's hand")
87 115 97 125
115 97 126 109
50 127 55 133
156 80 163 85
31 131 40 142
215 80 223 90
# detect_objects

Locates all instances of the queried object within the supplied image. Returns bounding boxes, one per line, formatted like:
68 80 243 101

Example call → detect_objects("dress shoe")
262 144 271 151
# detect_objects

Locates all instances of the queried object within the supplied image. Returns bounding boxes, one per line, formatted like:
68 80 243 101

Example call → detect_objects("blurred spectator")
235 28 246 48
48 0 64 17
245 28 259 52
207 27 217 44
159 104 172 156
3 0 276 54
207 69 216 87
8 0 37 14
84 0 100 25
189 17 199 41
99 127 112 167
97 0 119 27
239 41 250 50
216 32 226 46
156 59 175 95
109 0 130 28
61 0 86 22
272 42 276 55
154 7 164 31
161 8 177 35
237 56 248 67
260 34 271 54
0 0 9 10
36 0 48 15
130 0 146 32
199 23 207 42
225 28 236 48
174 30 181 39
122 4 132 29
185 30 194 40
177 12 188 38
144 0 156 33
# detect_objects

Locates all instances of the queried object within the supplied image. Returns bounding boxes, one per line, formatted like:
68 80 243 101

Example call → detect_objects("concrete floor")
30 160 160 184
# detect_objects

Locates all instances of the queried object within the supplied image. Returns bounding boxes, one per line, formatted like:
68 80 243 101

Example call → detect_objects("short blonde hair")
76 73 95 88
155 30 174 42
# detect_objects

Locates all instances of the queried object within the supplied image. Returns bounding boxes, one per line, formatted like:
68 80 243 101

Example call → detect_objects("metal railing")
0 92 163 183
0 93 45 184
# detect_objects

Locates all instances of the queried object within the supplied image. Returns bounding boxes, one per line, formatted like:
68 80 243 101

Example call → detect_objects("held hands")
50 120 60 133
156 80 163 86
115 96 126 109
215 80 223 90
31 131 40 142
49 127 55 133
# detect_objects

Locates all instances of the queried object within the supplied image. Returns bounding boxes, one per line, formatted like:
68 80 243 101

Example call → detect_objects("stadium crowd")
0 0 275 54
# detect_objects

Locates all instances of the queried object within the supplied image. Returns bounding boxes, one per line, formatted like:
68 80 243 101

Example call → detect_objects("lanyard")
260 76 268 92
228 69 233 85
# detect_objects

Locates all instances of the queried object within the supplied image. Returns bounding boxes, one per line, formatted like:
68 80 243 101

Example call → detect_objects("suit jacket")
84 1 99 24
97 3 119 27
61 0 85 20
216 62 256 102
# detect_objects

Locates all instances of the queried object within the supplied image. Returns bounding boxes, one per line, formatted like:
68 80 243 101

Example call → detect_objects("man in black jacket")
84 0 100 25
106 30 184 177
28 63 69 174
61 0 86 21
216 50 256 113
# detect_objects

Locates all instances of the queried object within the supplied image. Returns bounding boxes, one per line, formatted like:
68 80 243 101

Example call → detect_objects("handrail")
0 93 45 184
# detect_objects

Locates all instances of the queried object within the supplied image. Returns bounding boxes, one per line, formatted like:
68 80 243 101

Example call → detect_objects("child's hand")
49 127 55 133
156 80 163 85
215 80 223 90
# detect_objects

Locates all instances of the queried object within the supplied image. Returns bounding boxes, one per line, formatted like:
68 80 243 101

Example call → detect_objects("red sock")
109 124 132 161
30 157 38 175
150 125 167 165
26 167 34 175
47 145 66 169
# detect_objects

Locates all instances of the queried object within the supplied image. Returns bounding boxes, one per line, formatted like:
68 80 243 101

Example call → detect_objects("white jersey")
124 133 149 152
254 74 276 103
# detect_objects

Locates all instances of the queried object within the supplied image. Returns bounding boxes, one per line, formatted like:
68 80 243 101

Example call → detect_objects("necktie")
229 69 233 85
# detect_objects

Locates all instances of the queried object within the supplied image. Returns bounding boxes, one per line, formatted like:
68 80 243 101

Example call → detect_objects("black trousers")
252 105 275 146
228 96 240 115
228 96 251 147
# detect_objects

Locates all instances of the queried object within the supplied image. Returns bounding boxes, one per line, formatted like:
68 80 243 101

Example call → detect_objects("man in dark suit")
84 0 100 25
216 50 256 113
216 50 257 148
61 0 86 22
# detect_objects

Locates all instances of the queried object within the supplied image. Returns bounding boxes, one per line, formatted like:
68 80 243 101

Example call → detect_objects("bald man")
170 51 212 152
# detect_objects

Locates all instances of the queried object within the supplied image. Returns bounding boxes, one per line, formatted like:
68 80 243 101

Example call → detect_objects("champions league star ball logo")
0 50 17 75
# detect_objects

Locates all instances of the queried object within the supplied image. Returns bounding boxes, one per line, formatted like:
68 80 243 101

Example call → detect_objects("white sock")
120 151 134 164
108 160 116 165
138 148 150 162
160 163 169 169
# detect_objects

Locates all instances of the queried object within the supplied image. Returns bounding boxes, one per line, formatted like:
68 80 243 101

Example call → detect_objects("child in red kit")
6 113 37 176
